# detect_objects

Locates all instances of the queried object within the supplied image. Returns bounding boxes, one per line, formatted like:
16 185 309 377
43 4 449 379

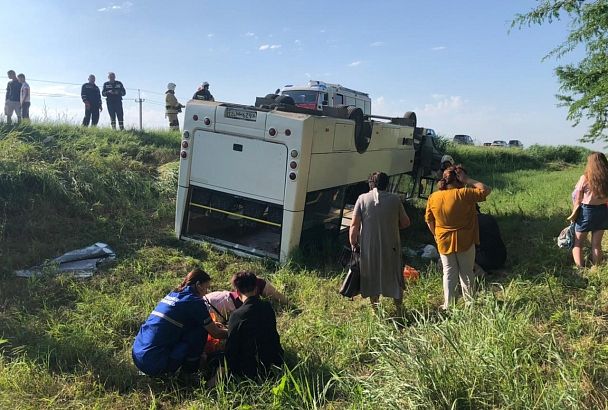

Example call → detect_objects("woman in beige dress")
349 172 410 314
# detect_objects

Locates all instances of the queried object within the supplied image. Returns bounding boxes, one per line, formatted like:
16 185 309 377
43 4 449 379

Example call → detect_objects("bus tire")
347 107 369 153
403 111 417 128
356 121 372 153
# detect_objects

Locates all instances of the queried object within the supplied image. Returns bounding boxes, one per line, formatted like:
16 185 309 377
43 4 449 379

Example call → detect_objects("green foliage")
512 0 608 143
1 123 608 408
0 123 179 273
445 143 589 176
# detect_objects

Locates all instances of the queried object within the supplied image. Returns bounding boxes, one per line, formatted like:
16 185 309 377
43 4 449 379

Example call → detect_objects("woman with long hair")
132 268 228 376
571 152 608 267
425 165 491 309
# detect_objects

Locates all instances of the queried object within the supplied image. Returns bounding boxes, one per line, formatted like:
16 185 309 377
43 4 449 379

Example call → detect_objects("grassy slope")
1 125 607 409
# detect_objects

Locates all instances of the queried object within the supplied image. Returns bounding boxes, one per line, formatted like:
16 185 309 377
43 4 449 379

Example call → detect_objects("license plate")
224 108 257 122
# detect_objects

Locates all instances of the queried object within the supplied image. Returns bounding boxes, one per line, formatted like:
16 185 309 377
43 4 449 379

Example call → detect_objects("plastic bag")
557 222 575 250
420 244 439 259
339 249 361 298
403 265 420 282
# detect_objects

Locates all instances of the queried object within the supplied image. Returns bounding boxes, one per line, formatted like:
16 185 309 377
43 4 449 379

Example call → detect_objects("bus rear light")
180 150 188 159
182 141 189 148
289 172 296 180
204 117 211 125
193 115 199 121
285 129 291 136
289 161 297 169
290 150 299 158
183 131 190 139
268 128 277 137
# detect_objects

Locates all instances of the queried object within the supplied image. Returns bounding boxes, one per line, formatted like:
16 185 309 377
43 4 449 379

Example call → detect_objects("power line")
24 77 164 95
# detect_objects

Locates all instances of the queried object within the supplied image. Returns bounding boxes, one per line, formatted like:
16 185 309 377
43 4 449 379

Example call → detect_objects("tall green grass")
1 124 607 409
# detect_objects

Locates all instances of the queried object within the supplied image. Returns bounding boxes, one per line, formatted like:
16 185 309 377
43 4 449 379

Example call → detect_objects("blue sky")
0 0 597 147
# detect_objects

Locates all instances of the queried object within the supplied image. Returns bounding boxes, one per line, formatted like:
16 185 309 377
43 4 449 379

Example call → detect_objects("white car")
491 140 508 147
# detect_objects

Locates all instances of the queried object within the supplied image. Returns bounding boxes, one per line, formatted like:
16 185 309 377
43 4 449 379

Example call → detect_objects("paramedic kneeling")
132 268 228 376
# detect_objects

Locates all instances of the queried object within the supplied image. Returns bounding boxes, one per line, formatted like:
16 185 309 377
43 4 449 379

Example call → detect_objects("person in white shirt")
17 73 30 122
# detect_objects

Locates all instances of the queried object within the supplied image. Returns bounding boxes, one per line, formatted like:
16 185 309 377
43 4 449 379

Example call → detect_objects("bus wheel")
347 107 368 153
403 111 417 128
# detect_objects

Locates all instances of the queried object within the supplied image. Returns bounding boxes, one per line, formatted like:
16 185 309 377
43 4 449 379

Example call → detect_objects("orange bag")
403 265 420 282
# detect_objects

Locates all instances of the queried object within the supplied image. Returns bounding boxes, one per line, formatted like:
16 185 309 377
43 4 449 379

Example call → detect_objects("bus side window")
335 94 344 105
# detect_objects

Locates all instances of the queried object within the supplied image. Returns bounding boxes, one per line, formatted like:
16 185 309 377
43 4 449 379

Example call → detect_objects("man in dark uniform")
81 74 102 127
102 72 126 130
224 271 283 380
192 81 214 101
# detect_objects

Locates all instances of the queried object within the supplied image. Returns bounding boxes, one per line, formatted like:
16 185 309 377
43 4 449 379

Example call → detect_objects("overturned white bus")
175 97 420 262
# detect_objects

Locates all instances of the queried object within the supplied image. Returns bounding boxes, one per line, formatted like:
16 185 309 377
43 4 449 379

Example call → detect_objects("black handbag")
339 248 361 298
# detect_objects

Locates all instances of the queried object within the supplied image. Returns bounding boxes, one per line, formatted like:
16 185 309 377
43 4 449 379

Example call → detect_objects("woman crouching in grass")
425 165 491 309
571 152 608 268
132 268 227 376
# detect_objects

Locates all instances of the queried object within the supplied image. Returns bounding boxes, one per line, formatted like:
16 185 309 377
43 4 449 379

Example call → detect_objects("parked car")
491 140 508 147
483 142 492 146
453 134 474 145
508 139 523 148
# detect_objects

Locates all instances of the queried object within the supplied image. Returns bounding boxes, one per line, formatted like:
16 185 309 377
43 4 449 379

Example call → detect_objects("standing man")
193 81 214 101
165 82 184 131
81 75 102 127
102 72 126 130
4 70 22 124
17 74 30 123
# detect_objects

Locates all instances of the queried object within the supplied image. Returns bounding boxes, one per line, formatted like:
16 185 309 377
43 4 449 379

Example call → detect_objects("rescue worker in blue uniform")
132 268 228 376
81 74 102 127
102 72 126 130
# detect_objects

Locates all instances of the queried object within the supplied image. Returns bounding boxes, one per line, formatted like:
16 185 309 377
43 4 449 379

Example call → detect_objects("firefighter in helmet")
165 82 184 131
193 81 214 101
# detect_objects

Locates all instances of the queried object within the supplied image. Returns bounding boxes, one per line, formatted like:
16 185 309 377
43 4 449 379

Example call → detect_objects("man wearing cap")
81 75 102 127
102 72 126 130
193 82 214 101
165 83 184 131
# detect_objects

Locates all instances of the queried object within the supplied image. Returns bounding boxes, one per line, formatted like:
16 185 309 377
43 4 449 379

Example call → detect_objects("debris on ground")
15 242 116 278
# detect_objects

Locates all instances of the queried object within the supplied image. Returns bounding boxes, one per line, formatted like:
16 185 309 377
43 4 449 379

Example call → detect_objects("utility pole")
136 89 145 130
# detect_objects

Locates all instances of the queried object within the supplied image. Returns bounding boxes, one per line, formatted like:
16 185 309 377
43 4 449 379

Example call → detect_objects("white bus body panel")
176 99 415 263
190 130 287 204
